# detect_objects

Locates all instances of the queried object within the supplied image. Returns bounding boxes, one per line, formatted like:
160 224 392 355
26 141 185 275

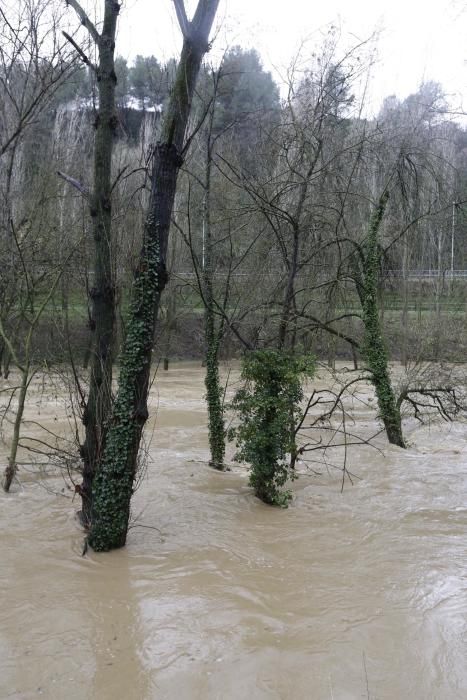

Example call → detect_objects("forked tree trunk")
361 192 406 448
88 0 220 551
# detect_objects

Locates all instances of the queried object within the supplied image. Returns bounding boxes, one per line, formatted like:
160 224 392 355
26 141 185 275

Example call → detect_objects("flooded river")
1 363 466 699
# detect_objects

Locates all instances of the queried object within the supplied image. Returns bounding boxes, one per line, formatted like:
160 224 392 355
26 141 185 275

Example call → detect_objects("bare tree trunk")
277 139 323 351
351 344 358 370
0 142 19 380
162 290 177 371
401 242 409 367
326 286 337 369
2 266 68 491
433 226 444 361
278 229 299 350
65 0 120 526
88 0 220 552
2 360 29 492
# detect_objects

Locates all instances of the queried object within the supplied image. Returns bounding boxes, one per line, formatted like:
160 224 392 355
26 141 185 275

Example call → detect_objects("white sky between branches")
81 0 467 116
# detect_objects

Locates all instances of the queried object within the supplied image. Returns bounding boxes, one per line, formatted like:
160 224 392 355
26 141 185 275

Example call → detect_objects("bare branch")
298 312 360 350
57 170 90 198
65 0 100 45
62 30 97 71
110 165 129 194
173 0 190 38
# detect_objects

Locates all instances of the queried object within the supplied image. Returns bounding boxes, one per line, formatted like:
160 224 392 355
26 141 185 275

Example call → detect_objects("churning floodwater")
1 363 466 699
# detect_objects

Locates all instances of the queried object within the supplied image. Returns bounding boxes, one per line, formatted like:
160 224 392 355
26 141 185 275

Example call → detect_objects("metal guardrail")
85 268 467 280
387 270 467 279
171 269 467 279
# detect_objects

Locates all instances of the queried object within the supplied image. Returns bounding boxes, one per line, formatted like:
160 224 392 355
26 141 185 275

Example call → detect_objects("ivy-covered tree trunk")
361 193 406 448
205 324 224 468
203 112 225 469
87 0 220 552
204 237 225 468
229 350 315 506
65 0 120 526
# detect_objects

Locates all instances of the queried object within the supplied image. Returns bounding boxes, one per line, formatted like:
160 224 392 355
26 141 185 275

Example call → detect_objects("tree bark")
88 0 220 551
278 225 299 350
69 0 120 526
2 360 29 492
203 148 225 469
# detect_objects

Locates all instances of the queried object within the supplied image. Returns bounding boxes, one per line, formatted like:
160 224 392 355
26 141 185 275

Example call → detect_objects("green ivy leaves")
229 350 315 506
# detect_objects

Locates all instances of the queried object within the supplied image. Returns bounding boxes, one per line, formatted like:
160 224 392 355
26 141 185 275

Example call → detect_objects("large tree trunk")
71 0 120 526
361 192 406 448
88 0 220 552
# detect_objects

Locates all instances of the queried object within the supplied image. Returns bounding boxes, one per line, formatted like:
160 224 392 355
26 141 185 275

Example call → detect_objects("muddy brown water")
1 363 466 699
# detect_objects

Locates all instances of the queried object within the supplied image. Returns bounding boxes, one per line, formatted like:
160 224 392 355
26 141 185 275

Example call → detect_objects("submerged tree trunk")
204 314 225 468
360 193 406 448
2 360 29 492
203 191 225 469
88 0 220 552
202 104 225 470
66 0 120 526
2 267 67 491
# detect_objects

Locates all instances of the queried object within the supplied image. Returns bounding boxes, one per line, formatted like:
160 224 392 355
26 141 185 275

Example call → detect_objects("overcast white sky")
111 0 467 113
